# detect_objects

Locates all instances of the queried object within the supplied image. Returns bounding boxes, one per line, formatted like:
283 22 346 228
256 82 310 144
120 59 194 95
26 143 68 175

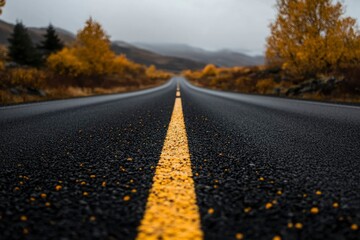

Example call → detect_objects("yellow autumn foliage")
266 0 360 77
146 65 172 81
146 65 157 78
0 0 5 15
202 64 217 77
113 54 144 76
48 18 115 78
1 18 172 104
47 18 171 86
5 68 46 88
0 45 6 71
256 79 277 94
74 18 115 76
47 48 86 77
184 65 266 93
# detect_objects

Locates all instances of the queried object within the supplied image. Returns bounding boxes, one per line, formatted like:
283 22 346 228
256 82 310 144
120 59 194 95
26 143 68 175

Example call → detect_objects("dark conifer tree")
40 24 64 56
8 21 41 66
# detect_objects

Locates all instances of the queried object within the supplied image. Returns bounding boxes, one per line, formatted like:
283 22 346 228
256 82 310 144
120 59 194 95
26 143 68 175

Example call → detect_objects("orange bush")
47 18 171 87
201 64 217 77
0 45 6 71
256 79 277 94
47 48 85 77
235 77 256 93
0 0 5 15
113 55 144 77
184 65 278 94
267 0 360 77
146 65 172 81
47 18 115 78
5 68 47 88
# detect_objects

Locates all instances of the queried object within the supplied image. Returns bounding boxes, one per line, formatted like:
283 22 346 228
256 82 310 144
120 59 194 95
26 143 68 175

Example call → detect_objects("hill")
0 20 205 72
133 42 265 67
111 41 205 72
0 19 264 71
0 19 75 45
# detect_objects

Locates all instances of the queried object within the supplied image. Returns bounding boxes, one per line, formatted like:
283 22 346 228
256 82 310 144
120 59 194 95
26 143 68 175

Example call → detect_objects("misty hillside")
133 42 265 67
0 19 263 71
0 19 75 45
0 20 205 71
111 41 205 72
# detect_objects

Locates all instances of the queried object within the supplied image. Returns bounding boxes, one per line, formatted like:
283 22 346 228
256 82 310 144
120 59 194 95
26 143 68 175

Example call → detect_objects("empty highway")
0 77 359 240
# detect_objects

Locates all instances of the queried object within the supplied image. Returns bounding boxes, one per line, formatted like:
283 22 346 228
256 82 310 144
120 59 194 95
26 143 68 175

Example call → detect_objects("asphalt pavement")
1 77 359 240
0 80 176 239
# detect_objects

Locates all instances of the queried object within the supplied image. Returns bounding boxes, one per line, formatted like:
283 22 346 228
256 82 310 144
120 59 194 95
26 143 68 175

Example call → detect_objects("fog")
2 0 360 54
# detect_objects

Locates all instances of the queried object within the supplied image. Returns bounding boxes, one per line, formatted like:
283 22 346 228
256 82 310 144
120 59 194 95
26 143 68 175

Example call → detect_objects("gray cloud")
2 0 360 55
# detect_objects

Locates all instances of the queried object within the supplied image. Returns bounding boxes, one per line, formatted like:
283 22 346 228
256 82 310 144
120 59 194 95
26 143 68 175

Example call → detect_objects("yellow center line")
136 87 203 240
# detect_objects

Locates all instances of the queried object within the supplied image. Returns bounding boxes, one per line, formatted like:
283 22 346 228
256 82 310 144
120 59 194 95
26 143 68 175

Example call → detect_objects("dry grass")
184 65 360 104
0 82 167 105
300 93 360 103
0 64 171 105
0 89 44 104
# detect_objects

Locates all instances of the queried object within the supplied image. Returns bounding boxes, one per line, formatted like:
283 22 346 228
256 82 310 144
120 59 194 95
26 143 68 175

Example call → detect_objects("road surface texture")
0 77 359 240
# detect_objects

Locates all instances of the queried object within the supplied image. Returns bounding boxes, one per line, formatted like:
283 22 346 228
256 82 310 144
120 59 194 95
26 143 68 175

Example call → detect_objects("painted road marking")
136 89 203 240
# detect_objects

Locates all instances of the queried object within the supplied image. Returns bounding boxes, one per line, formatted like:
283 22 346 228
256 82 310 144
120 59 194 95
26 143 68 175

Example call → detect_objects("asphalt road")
1 77 360 240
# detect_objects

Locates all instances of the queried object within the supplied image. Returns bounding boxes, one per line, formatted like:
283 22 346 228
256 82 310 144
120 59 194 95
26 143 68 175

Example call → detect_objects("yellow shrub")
8 68 46 88
47 18 116 78
0 0 5 15
236 77 256 93
113 55 130 73
202 64 217 77
47 18 170 87
75 18 115 76
183 70 202 81
146 65 157 78
267 0 360 77
256 79 277 94
0 45 6 71
146 65 172 81
113 55 143 76
47 48 86 77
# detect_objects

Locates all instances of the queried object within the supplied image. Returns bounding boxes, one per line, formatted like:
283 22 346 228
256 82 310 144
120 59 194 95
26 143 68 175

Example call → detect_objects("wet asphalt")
180 79 360 240
0 81 176 239
1 77 360 240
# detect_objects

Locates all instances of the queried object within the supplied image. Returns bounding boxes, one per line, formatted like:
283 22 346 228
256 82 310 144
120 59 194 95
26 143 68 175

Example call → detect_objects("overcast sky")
1 0 360 54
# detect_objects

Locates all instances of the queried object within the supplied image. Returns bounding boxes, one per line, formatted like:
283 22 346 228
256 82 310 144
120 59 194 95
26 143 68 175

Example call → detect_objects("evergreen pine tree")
8 21 41 66
40 24 64 56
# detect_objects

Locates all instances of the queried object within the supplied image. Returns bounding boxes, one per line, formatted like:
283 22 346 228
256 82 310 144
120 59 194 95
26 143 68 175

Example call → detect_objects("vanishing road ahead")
1 77 360 240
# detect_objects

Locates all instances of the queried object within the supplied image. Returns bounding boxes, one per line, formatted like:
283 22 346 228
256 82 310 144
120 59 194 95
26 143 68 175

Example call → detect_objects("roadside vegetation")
184 0 360 103
0 14 171 104
0 0 4 15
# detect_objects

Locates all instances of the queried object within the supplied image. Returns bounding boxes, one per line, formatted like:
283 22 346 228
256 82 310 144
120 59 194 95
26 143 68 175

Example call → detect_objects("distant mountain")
111 42 206 72
0 19 75 46
0 20 205 71
133 42 265 67
0 19 263 71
